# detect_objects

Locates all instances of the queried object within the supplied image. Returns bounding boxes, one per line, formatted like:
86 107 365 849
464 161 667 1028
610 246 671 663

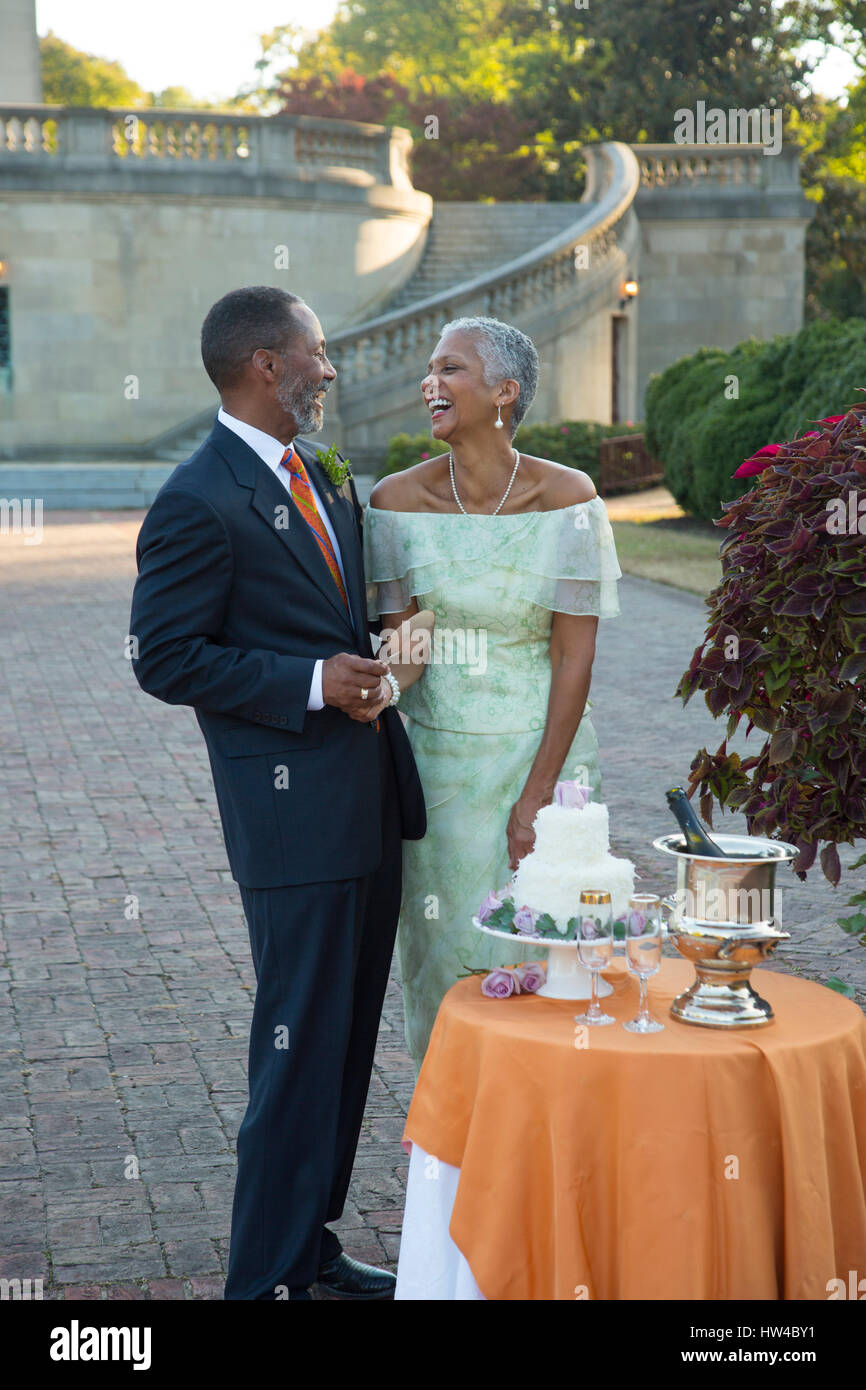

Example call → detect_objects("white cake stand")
472 917 613 1001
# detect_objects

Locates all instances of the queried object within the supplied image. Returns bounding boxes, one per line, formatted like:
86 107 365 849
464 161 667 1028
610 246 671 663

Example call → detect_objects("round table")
397 958 866 1300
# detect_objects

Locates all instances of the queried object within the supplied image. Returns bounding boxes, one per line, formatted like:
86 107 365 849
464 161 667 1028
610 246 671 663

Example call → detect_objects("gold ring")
360 687 369 700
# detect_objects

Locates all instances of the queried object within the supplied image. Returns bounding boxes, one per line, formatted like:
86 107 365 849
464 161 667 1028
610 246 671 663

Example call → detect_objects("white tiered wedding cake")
512 790 636 930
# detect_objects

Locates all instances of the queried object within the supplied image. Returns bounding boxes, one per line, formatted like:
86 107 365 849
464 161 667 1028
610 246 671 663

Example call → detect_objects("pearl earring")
494 404 504 430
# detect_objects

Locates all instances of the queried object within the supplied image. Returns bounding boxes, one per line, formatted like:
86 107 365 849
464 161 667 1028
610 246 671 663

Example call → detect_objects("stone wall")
633 145 812 409
0 109 431 456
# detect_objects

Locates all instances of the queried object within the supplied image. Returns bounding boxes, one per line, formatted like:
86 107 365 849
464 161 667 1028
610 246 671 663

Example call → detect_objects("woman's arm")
506 611 599 871
376 601 434 693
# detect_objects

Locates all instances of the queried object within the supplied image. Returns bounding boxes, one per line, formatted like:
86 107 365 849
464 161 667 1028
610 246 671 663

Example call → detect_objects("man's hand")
322 653 391 722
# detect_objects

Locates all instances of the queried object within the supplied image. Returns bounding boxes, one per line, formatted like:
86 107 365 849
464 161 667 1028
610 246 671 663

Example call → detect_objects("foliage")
836 851 866 942
39 33 217 110
40 32 150 107
645 320 866 521
792 77 866 323
675 406 866 897
265 0 833 202
378 420 642 482
276 70 557 200
561 0 831 142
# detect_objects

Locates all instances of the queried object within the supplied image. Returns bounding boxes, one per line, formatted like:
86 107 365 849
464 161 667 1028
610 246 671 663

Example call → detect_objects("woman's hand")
507 796 549 872
508 612 598 869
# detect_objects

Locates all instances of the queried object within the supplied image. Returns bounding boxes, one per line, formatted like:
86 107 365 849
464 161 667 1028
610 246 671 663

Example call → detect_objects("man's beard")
275 368 325 435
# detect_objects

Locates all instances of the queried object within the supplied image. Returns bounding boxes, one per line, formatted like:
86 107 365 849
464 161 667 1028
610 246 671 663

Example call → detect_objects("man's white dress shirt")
218 407 351 712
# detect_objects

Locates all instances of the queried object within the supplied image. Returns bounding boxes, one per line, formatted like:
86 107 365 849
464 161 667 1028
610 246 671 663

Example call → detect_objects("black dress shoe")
315 1252 396 1300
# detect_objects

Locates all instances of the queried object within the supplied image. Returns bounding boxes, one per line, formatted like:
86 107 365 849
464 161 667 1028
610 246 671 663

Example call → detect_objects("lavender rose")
581 916 599 940
515 962 546 993
513 905 539 936
554 781 591 809
477 889 503 924
481 968 517 999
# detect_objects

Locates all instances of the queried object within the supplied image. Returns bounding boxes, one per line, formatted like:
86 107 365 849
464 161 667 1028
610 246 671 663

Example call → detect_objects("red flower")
733 416 846 480
734 444 782 479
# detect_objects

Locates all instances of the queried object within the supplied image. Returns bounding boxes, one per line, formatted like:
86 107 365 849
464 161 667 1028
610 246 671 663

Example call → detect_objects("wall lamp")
619 275 639 311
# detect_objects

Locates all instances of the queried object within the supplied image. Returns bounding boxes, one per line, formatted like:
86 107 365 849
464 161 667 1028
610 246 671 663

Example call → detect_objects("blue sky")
35 0 858 104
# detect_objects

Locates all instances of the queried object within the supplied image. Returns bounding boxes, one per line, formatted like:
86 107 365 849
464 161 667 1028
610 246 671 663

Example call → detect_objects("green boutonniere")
315 443 353 487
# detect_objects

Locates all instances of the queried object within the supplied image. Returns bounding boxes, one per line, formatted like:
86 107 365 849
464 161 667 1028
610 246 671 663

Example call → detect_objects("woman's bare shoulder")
522 455 597 508
368 456 449 513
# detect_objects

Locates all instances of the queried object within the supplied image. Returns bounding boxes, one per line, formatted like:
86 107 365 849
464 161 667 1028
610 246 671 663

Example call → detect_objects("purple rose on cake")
477 889 504 924
513 905 539 936
554 781 591 809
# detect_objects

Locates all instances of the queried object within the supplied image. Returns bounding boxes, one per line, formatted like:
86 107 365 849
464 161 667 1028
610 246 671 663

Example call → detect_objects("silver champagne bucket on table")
652 833 799 1028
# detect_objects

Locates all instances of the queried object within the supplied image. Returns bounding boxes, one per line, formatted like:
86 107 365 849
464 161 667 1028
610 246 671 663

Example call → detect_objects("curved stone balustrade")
0 105 410 187
637 145 766 187
635 142 806 195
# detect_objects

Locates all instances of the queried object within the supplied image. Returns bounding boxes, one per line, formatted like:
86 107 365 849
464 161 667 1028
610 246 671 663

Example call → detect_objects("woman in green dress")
364 316 623 1069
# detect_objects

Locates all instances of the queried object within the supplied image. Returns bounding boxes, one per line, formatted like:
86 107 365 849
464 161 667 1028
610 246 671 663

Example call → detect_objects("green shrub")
377 420 643 483
646 318 866 522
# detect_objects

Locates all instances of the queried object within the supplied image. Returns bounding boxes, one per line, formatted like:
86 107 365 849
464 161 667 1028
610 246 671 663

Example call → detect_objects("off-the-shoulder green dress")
364 497 623 1067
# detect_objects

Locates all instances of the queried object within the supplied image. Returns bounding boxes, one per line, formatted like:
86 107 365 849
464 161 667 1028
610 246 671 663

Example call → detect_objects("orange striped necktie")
280 445 349 611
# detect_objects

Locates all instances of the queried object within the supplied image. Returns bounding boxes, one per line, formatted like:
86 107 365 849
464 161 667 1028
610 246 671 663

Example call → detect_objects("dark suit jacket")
129 418 426 888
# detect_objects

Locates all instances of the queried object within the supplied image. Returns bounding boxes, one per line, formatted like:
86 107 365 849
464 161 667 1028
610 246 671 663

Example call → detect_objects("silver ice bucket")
652 832 798 1028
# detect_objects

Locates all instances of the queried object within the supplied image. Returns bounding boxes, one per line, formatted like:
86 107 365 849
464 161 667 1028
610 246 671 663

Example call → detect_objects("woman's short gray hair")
438 315 539 438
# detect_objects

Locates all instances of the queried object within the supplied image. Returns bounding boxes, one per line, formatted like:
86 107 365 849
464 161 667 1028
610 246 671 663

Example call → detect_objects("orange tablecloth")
403 958 866 1300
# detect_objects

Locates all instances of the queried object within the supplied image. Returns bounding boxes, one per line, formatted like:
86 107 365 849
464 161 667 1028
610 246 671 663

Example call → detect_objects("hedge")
377 419 643 484
645 317 866 522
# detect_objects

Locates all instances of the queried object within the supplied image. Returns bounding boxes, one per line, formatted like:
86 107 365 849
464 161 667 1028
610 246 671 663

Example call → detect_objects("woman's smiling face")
421 329 499 440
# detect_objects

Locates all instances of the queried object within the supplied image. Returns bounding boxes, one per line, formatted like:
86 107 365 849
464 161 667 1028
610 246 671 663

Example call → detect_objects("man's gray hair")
439 315 539 438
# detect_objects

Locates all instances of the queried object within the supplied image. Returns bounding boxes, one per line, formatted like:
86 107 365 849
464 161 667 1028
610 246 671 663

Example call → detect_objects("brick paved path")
1 513 863 1300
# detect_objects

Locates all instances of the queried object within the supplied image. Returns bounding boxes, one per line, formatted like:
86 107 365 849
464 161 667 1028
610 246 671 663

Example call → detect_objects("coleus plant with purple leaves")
676 404 866 942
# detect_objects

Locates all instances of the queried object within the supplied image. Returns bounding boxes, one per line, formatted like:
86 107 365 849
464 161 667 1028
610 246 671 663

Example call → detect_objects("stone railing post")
387 129 413 190
250 116 299 177
59 108 114 169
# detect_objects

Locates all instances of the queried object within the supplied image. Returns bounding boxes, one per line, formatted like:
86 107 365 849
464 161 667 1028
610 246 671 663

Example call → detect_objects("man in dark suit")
129 285 426 1301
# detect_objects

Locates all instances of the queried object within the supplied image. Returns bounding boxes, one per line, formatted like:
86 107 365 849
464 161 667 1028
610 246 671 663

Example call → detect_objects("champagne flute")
573 890 615 1026
623 893 664 1034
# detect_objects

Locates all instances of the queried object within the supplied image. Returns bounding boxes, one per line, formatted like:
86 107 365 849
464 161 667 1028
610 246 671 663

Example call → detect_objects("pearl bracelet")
384 671 400 706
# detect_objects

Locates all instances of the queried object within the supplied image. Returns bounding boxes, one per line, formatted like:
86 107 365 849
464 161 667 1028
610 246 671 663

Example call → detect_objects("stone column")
0 0 43 103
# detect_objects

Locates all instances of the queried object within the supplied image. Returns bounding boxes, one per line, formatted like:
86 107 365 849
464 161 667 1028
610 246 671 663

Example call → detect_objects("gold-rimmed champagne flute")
573 890 615 1026
623 893 664 1034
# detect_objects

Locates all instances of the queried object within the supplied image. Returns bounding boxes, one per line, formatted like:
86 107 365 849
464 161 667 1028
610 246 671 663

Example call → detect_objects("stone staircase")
384 203 584 311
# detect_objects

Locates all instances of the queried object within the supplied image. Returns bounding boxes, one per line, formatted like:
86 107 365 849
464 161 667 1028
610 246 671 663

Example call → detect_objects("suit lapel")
210 420 355 632
296 440 370 650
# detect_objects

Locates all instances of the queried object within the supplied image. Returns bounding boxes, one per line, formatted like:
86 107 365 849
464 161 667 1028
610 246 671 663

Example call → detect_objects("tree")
564 0 834 141
40 32 150 107
268 0 837 200
39 33 217 111
793 76 866 319
277 69 557 199
285 0 528 101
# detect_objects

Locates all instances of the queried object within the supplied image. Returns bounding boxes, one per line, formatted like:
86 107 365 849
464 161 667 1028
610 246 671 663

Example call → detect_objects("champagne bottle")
665 786 728 858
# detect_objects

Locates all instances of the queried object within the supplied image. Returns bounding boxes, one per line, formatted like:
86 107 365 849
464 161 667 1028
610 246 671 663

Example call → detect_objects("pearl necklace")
449 448 520 515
